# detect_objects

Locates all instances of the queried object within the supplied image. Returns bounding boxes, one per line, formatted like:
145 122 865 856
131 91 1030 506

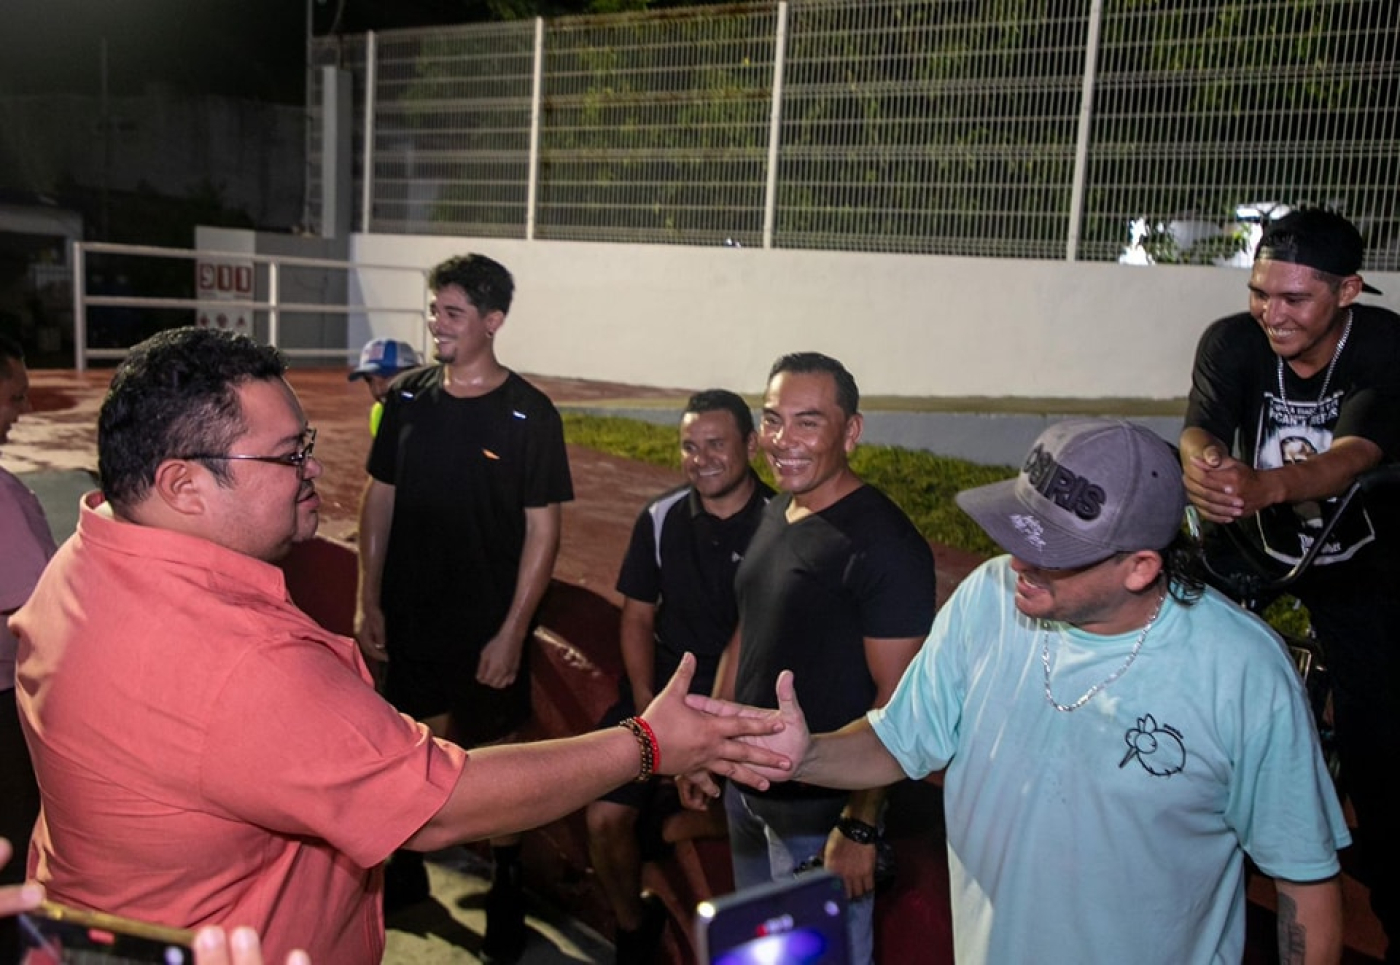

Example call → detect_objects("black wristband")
836 816 879 845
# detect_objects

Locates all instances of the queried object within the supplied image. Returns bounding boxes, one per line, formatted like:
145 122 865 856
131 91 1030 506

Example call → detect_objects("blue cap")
348 338 421 381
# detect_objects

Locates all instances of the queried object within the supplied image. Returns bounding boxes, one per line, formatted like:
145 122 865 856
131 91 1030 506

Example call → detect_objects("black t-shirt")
367 368 574 659
615 476 772 694
735 485 937 742
1185 304 1400 565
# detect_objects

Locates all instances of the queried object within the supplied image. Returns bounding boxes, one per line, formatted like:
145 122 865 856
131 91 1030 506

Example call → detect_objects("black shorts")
384 646 532 747
593 682 681 825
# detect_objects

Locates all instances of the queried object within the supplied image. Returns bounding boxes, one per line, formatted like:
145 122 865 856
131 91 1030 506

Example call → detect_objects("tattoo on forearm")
1276 892 1306 965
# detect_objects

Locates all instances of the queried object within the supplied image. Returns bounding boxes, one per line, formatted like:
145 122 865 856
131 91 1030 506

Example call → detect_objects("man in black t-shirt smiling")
356 253 573 959
1181 208 1400 959
684 352 937 965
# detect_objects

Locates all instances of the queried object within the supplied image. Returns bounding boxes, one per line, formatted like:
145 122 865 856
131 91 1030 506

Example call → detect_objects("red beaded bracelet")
618 716 660 782
633 716 660 775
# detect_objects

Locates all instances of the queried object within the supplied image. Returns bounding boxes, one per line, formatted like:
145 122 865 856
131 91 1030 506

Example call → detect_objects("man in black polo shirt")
585 389 772 965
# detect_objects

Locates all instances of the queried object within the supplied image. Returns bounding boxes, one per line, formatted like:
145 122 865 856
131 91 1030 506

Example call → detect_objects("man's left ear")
1123 550 1165 593
1338 275 1364 306
843 413 864 453
745 431 758 459
485 310 507 338
151 459 210 517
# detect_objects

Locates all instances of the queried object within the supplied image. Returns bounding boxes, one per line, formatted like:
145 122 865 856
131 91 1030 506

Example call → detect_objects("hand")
0 838 43 918
353 605 387 665
641 653 791 788
1183 450 1254 522
823 828 877 900
193 925 311 965
475 631 524 689
677 770 721 810
685 669 811 785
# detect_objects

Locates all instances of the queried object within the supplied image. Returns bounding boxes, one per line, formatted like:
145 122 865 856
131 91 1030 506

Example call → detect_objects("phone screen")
17 903 195 965
695 870 850 965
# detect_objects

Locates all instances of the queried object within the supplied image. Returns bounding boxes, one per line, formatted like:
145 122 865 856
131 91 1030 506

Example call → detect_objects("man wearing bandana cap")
700 418 1349 964
1180 207 1400 960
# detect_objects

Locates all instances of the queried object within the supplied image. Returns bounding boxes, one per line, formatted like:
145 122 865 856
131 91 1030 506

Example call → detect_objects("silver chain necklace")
1041 592 1166 713
1276 309 1352 404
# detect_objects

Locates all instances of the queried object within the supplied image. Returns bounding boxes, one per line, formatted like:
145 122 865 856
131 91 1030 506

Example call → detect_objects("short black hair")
428 253 515 316
98 327 286 511
684 388 754 438
767 352 860 417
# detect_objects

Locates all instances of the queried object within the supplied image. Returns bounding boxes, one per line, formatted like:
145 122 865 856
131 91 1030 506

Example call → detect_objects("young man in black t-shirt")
356 253 573 960
1181 208 1400 959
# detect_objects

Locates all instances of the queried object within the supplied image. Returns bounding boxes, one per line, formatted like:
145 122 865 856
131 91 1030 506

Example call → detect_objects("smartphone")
695 870 850 965
17 901 196 964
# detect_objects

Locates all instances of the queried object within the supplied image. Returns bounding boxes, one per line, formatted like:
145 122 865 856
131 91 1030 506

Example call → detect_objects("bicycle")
1186 462 1400 792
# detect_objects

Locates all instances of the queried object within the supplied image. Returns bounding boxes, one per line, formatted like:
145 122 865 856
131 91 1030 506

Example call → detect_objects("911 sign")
196 261 253 333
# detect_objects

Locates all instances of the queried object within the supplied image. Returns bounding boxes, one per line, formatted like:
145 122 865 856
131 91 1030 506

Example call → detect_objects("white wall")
349 235 1400 400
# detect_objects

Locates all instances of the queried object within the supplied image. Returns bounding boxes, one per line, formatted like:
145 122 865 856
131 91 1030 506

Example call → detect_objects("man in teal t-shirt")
710 418 1350 965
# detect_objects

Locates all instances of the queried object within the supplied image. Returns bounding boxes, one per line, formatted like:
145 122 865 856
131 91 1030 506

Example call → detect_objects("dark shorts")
384 647 532 747
595 689 685 860
594 683 682 832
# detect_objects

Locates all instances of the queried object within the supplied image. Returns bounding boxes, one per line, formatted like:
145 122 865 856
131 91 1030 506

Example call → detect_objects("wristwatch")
836 816 879 845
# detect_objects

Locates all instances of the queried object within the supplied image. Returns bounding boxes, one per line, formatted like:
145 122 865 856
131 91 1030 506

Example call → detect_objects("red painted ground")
14 367 986 607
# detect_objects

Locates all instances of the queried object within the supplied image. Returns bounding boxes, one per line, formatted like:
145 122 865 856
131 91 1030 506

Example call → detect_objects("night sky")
0 0 498 105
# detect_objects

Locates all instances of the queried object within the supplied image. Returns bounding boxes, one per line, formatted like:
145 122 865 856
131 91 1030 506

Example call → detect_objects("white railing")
70 241 428 373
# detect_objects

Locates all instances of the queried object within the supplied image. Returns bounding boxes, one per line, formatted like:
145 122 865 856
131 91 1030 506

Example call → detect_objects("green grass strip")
563 412 1010 557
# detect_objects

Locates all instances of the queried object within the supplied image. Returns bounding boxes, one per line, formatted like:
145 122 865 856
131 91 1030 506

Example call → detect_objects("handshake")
644 659 812 806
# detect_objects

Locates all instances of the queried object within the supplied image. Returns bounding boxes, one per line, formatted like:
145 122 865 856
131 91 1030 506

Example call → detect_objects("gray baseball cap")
955 418 1186 568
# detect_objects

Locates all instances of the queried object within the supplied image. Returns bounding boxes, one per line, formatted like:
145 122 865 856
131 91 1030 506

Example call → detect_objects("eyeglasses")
183 428 318 479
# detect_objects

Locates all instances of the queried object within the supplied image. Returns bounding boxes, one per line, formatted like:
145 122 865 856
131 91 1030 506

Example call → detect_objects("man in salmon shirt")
12 326 787 965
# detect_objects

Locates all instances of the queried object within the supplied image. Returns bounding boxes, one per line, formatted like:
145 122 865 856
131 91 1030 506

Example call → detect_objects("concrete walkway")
383 849 611 965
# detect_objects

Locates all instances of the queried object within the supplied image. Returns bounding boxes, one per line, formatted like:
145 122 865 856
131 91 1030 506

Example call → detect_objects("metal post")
99 38 111 242
71 241 87 374
762 2 789 250
268 260 280 349
303 0 314 231
526 17 545 241
361 31 377 233
1065 0 1104 262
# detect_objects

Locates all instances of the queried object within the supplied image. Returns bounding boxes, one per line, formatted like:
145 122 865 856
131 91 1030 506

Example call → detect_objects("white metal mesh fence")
1084 0 1400 267
538 6 777 245
308 0 1400 267
778 0 1088 257
371 23 537 237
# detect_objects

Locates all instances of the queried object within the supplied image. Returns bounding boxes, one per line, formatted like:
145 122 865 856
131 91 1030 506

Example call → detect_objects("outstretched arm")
688 671 906 791
1273 876 1342 965
406 654 788 849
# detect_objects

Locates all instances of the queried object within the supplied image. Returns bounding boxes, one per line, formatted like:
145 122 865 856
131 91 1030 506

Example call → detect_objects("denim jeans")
724 782 874 965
